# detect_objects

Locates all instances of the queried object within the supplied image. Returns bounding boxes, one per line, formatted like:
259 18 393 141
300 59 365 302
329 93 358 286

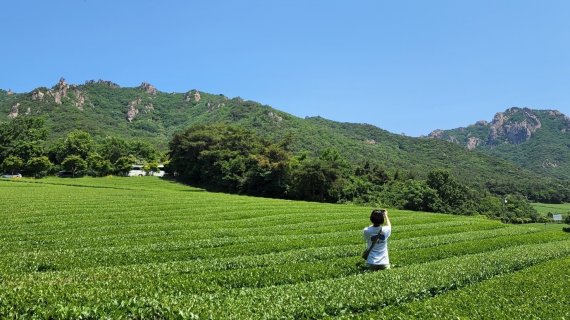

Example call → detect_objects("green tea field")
1 177 569 319
533 202 570 216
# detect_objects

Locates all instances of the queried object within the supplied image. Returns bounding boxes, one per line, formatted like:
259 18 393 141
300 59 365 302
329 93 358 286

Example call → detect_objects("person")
362 209 391 271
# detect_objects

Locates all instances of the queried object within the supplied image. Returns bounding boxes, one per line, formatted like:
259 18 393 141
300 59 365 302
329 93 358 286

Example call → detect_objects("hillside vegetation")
1 80 568 200
0 177 569 318
428 107 570 180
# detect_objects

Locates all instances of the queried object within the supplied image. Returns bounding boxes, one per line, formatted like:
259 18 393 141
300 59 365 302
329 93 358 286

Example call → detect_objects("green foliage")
26 156 52 178
353 256 570 319
0 117 47 164
382 179 441 212
168 125 544 222
242 144 291 197
98 136 131 164
86 153 113 177
114 155 137 176
501 194 540 223
62 130 95 159
169 124 285 194
433 109 570 181
426 169 472 213
61 155 88 177
2 84 568 204
1 155 24 174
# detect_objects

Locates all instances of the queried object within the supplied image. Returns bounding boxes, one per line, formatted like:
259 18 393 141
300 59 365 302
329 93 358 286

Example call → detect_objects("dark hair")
370 209 386 225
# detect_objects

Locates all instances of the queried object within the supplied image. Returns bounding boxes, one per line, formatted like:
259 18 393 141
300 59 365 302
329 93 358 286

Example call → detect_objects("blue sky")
1 0 569 136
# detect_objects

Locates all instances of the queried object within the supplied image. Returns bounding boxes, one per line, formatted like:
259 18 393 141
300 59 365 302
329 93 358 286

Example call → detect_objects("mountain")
0 79 567 191
427 107 570 180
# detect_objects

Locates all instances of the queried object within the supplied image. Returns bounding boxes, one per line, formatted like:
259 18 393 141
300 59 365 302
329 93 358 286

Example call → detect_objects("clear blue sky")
1 0 569 136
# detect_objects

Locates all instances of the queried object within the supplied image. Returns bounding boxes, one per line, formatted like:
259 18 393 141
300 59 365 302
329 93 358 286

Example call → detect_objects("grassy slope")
532 202 570 215
0 177 569 318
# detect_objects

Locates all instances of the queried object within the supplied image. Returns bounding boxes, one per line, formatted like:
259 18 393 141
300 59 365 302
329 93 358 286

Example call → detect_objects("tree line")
168 124 544 223
0 117 162 178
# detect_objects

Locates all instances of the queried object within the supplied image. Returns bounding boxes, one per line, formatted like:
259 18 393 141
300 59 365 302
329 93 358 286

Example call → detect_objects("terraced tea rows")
0 177 568 319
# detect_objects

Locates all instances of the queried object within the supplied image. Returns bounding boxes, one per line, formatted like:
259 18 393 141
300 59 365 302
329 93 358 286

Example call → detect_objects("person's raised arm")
384 210 391 227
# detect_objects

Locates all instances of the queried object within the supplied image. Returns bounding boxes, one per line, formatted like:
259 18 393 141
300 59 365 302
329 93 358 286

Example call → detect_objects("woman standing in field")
362 209 391 270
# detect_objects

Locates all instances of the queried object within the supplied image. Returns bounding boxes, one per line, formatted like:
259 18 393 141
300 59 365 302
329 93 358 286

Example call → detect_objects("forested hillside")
428 107 570 180
1 79 569 205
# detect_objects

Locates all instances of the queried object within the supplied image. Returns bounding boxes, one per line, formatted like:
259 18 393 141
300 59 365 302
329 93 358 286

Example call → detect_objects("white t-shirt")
363 225 391 265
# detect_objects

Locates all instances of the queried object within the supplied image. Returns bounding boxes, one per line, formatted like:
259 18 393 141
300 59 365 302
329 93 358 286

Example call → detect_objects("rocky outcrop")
267 111 283 122
32 90 45 101
126 106 138 122
54 91 63 105
126 98 154 121
74 89 85 110
488 107 541 144
365 139 376 145
126 98 141 122
143 103 154 113
25 107 31 115
466 136 482 150
139 82 157 95
428 108 566 150
8 103 19 119
428 129 444 139
48 78 70 105
85 79 120 88
6 89 14 95
542 159 558 168
207 102 225 112
184 90 201 102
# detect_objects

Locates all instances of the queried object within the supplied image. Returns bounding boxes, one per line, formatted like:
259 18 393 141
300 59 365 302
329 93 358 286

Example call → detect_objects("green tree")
114 155 137 176
99 136 131 164
130 141 159 163
62 130 94 160
355 161 390 185
169 124 264 192
290 150 349 203
87 153 113 177
61 155 87 177
502 195 539 223
144 161 160 175
243 144 291 197
427 169 471 213
0 117 47 164
1 155 24 175
26 156 52 178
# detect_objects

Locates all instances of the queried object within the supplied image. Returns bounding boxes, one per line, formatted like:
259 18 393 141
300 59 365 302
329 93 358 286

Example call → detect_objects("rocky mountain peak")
32 89 45 101
139 82 157 95
84 79 120 88
428 129 444 139
184 90 201 103
48 77 70 105
427 107 568 149
489 107 541 144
